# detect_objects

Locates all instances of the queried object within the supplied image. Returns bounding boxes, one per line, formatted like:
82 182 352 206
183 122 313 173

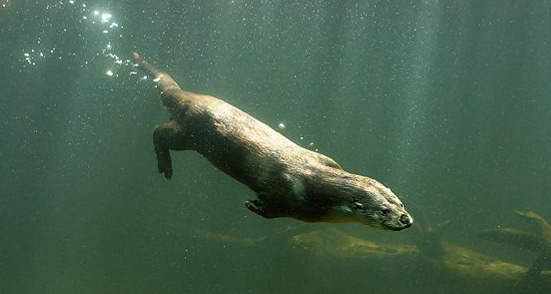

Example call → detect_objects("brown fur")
132 52 412 231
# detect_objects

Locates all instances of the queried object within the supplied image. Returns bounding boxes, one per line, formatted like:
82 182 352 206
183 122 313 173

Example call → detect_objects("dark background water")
1 0 550 293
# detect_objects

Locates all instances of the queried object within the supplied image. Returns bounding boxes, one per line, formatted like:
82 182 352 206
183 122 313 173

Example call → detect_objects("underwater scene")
1 0 550 293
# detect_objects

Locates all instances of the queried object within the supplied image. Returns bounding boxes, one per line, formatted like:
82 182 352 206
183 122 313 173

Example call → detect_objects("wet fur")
132 52 412 231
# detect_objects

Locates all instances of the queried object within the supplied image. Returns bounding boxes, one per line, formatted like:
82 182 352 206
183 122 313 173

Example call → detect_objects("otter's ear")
353 202 363 210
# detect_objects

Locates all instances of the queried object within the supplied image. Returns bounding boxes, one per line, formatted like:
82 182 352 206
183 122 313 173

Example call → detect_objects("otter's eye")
353 202 363 210
380 209 390 216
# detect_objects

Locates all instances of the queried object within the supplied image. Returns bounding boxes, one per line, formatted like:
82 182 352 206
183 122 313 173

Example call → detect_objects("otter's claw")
245 200 267 217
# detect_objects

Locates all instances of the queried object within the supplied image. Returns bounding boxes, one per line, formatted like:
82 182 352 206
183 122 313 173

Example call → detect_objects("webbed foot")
153 121 180 179
154 146 173 179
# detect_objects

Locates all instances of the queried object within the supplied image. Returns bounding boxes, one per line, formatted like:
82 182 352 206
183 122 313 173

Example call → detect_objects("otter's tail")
132 52 181 92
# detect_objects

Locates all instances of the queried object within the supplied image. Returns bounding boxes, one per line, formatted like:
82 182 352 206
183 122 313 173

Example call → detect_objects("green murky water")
1 1 550 293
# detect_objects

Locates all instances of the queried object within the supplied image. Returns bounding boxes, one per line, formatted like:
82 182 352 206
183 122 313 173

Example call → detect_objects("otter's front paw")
245 200 264 215
245 200 275 219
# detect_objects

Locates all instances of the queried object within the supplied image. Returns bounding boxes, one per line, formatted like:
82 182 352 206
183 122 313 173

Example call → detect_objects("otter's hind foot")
153 121 180 179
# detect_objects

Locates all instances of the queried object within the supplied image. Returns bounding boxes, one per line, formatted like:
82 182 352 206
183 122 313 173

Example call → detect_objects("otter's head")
329 178 413 231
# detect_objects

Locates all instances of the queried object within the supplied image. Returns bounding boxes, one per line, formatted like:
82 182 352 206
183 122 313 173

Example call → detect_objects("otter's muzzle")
399 214 413 228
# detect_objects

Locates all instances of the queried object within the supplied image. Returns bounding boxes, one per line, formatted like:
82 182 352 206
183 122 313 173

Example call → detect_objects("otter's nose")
399 215 412 227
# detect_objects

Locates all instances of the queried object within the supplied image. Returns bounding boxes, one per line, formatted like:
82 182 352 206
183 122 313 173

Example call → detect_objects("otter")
132 52 412 231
